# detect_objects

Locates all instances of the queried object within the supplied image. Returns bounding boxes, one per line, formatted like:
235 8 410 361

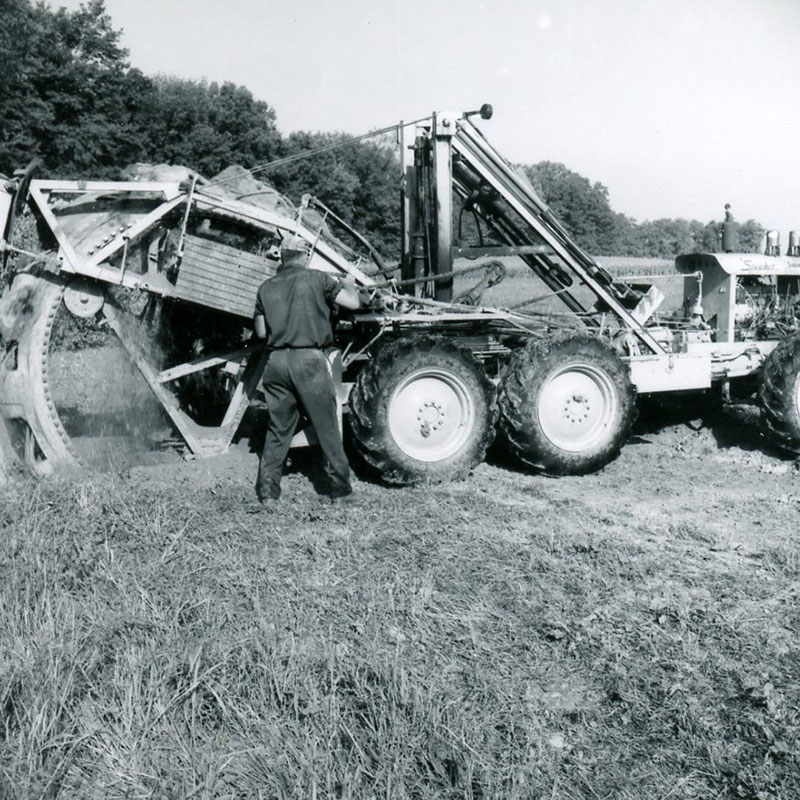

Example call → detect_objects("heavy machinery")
3 105 800 483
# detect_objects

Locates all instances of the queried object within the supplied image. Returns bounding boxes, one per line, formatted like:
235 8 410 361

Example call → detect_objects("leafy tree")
696 221 721 252
627 218 705 258
522 161 623 255
0 2 282 177
137 77 282 176
269 133 401 259
0 0 152 176
735 219 765 253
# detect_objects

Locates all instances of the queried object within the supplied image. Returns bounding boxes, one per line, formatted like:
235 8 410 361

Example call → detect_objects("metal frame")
2 108 796 479
448 117 665 354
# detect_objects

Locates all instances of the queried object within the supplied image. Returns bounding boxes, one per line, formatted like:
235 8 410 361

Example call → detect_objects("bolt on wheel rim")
388 368 475 462
537 363 618 453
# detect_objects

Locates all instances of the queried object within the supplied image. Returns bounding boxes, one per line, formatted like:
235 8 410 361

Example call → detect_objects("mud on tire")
499 333 636 475
758 333 800 452
348 336 497 484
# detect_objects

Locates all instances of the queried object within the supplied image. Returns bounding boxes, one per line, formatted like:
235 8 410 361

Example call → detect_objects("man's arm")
253 313 267 339
334 274 361 310
253 285 268 339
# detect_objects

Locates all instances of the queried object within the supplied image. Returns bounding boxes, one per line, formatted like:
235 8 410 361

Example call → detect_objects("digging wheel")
0 273 82 475
348 336 497 484
499 333 636 475
759 333 800 452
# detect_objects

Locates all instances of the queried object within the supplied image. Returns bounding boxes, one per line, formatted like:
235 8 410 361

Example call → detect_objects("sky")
55 0 800 240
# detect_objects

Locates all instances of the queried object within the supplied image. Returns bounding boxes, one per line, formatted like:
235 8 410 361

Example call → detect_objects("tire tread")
499 333 636 475
758 334 800 452
348 335 497 484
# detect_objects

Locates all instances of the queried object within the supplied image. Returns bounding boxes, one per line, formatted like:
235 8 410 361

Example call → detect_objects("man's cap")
281 234 310 264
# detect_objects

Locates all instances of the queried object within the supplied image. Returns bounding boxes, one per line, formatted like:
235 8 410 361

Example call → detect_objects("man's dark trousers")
257 348 352 500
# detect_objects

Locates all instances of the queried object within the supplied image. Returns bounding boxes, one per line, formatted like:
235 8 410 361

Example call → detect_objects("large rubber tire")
499 333 636 475
348 336 497 484
758 333 800 452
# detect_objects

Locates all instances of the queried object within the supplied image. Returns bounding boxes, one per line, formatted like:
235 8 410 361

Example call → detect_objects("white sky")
55 0 800 240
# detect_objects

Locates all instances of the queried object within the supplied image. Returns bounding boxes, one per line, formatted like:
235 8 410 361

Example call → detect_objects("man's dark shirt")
255 266 341 349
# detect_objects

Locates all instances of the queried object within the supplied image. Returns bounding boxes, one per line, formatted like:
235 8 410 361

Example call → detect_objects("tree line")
523 161 763 257
0 0 763 260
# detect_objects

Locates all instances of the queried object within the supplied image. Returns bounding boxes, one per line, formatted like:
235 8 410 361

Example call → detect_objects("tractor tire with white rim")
758 332 800 452
499 333 636 475
348 336 497 484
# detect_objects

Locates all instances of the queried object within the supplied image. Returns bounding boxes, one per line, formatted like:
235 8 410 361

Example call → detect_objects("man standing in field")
253 235 360 507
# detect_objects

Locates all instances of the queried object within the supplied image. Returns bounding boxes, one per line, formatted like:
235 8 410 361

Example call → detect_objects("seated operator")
253 235 360 507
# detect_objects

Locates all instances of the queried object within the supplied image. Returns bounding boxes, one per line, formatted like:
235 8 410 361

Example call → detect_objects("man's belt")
269 345 324 351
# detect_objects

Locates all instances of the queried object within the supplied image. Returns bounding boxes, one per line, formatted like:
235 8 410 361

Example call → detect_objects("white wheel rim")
537 363 618 453
388 368 475 462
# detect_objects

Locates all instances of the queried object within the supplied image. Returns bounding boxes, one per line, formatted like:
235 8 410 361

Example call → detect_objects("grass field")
2 257 798 798
2 402 799 798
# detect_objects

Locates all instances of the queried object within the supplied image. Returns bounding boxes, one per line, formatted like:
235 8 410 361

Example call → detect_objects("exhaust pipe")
721 204 737 252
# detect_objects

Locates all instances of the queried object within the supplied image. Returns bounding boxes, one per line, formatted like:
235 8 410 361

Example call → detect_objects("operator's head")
280 234 310 268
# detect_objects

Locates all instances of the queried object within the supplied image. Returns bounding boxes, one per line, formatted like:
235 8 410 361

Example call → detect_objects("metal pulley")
64 279 104 318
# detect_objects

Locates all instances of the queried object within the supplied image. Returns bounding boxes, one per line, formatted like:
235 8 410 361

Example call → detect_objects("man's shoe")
246 497 280 514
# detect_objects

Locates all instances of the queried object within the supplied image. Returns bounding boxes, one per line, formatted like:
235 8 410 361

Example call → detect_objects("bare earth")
118 397 798 545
